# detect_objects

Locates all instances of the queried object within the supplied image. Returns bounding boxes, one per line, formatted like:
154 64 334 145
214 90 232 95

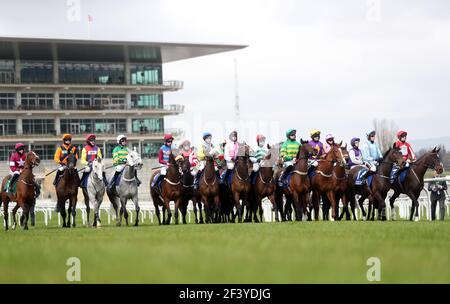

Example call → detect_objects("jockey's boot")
8 174 19 193
53 171 60 186
193 170 202 190
223 169 232 185
278 165 293 187
108 171 120 190
135 171 141 186
153 173 164 188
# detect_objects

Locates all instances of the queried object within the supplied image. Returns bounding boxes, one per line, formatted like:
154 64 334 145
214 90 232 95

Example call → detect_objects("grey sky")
1 0 449 147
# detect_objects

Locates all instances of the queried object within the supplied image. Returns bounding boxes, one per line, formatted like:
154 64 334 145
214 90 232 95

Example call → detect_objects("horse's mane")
382 148 392 160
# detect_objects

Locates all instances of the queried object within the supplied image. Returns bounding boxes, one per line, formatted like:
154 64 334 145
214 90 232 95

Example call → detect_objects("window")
142 142 162 158
59 62 125 84
59 93 125 110
0 119 16 135
130 64 161 85
0 93 15 110
0 144 16 161
21 93 53 110
22 119 55 135
0 60 15 84
21 61 53 83
60 119 126 135
30 144 56 160
131 94 162 109
132 119 163 134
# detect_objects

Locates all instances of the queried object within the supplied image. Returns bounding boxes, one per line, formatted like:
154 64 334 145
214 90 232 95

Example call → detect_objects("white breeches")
283 161 294 168
226 161 235 170
199 161 206 171
9 171 20 176
115 164 125 172
252 162 260 172
160 165 168 175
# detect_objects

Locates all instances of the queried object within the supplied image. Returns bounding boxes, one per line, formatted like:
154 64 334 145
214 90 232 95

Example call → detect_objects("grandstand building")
0 36 245 161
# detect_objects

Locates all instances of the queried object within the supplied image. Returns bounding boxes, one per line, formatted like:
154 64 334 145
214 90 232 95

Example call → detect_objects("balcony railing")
1 103 184 112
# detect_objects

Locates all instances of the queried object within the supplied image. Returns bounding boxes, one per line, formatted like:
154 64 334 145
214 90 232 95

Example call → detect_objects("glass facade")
21 93 53 110
60 118 127 135
130 63 161 85
142 142 162 158
30 144 56 160
0 144 16 161
131 94 162 109
59 93 126 110
21 61 53 83
132 118 163 134
0 60 15 84
59 62 125 84
23 119 55 135
0 119 16 135
0 93 15 110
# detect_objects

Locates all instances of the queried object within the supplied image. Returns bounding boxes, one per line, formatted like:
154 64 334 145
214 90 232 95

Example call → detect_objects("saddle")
4 177 17 194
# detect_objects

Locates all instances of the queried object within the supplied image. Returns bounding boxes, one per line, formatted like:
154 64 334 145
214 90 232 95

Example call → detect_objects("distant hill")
410 136 450 151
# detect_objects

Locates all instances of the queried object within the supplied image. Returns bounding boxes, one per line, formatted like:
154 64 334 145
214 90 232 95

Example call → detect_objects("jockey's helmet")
117 134 127 144
202 132 212 140
397 130 407 139
310 129 321 138
15 143 26 151
62 134 72 141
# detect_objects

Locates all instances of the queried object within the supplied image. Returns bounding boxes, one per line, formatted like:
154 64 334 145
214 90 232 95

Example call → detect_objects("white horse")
82 157 105 227
106 150 143 226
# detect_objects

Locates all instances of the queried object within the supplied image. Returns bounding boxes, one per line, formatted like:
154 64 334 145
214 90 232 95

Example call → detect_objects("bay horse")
55 153 80 227
107 150 143 226
389 147 444 221
347 145 405 221
229 144 252 223
286 141 314 221
180 157 197 224
198 153 221 223
310 143 346 221
248 150 277 223
150 153 183 225
82 157 105 227
1 151 40 230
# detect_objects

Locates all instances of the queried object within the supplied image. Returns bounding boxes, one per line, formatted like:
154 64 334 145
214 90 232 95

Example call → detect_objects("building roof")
0 36 247 63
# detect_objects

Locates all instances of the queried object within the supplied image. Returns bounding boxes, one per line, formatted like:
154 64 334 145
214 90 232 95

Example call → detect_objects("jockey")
153 134 174 187
324 134 335 154
348 138 365 168
391 130 416 183
278 129 300 187
308 129 324 167
180 139 199 172
362 130 383 169
7 143 27 193
223 130 239 183
251 134 268 172
80 134 106 187
213 138 227 169
53 134 78 185
108 134 141 189
194 132 214 189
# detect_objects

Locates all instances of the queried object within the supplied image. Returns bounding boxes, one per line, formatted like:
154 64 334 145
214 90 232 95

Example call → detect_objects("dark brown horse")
198 154 221 223
310 143 346 221
248 148 278 222
150 153 183 225
229 144 251 223
55 154 80 227
1 151 40 230
180 157 197 224
347 145 405 221
287 141 314 221
389 147 444 221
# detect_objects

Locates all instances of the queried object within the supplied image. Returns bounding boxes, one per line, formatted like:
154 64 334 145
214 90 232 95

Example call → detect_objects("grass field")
1 213 449 284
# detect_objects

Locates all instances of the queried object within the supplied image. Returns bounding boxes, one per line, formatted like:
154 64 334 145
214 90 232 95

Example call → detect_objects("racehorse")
389 147 444 221
180 157 197 224
82 157 105 227
198 153 221 223
248 151 277 222
310 143 346 221
150 153 183 225
347 145 405 221
229 144 252 223
1 151 40 230
107 150 143 226
55 153 80 227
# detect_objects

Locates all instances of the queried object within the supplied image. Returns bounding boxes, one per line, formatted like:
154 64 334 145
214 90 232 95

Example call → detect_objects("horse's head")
387 144 406 168
299 139 314 159
181 156 191 174
428 147 444 174
339 142 350 165
92 157 104 178
26 151 40 168
126 150 143 170
67 153 77 170
328 142 346 166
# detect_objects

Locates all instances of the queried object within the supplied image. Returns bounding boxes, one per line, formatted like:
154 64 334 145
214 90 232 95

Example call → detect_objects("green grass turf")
0 212 449 284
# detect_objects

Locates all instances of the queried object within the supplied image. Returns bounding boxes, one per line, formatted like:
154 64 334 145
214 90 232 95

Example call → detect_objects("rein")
164 177 181 186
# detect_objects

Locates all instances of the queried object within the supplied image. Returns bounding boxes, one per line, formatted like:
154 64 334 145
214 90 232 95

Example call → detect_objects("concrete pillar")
55 117 61 136
14 60 20 83
125 91 132 109
126 117 132 134
15 91 21 109
53 92 59 110
125 61 131 85
16 116 23 135
53 60 59 84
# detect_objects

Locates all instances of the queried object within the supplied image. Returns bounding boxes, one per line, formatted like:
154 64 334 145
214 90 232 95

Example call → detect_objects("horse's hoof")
24 226 29 230
362 216 367 221
134 223 139 227
116 223 121 227
12 224 16 230
414 217 419 222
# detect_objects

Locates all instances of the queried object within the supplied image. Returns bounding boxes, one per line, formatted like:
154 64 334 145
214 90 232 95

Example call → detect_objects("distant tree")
372 118 398 153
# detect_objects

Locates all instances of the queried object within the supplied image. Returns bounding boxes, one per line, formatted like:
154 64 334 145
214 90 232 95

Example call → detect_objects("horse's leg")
193 198 199 224
406 191 419 221
59 198 67 228
312 191 320 221
234 192 243 223
154 200 162 225
198 201 204 224
83 188 91 227
71 196 77 227
214 195 221 224
120 197 128 226
258 195 264 223
30 200 36 227
201 195 211 224
358 193 368 220
163 197 172 225
389 190 400 220
11 203 19 230
3 200 9 231
174 198 180 225
22 204 30 230
67 199 72 227
292 191 302 222
326 191 338 221
132 195 140 227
